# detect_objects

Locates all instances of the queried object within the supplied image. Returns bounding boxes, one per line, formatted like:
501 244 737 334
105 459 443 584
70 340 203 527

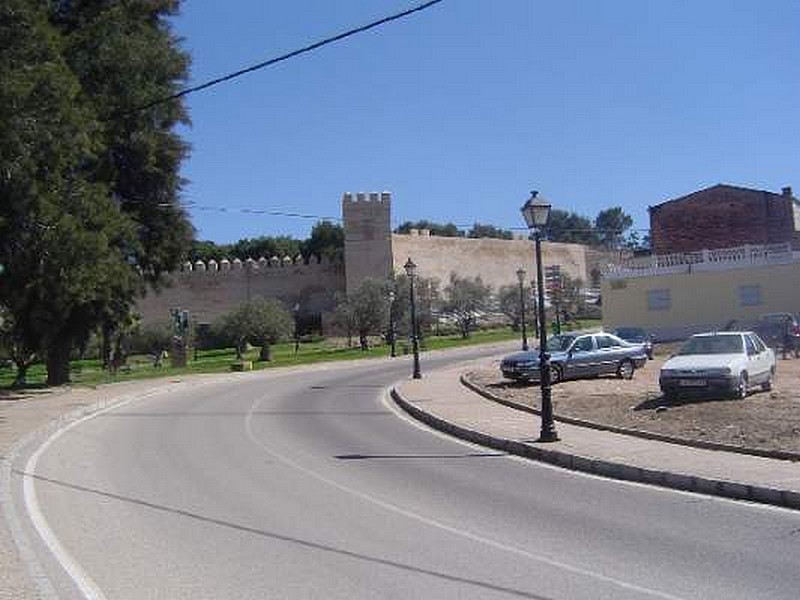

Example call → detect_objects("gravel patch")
467 353 800 455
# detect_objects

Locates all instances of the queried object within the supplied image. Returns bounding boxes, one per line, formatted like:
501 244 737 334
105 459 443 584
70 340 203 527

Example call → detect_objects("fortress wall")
135 260 344 326
390 233 587 292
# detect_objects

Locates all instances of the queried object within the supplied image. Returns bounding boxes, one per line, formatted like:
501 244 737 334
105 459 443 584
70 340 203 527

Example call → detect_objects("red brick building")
649 184 800 254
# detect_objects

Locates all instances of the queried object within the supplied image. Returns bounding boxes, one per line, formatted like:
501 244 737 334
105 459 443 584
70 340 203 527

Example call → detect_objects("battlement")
177 254 342 276
342 191 391 204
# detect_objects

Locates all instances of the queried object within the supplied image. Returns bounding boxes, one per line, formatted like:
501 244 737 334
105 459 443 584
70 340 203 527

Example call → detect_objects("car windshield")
678 335 743 355
546 334 576 352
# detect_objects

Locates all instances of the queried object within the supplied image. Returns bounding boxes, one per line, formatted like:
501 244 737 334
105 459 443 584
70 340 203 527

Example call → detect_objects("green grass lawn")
0 320 601 390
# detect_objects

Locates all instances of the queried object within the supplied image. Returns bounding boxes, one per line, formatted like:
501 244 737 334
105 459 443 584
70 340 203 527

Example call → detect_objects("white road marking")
244 392 687 600
17 384 196 600
24 415 109 600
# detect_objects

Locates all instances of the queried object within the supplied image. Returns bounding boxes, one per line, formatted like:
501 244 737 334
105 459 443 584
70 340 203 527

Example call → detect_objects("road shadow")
16 470 553 600
335 452 507 460
632 393 733 411
0 384 53 402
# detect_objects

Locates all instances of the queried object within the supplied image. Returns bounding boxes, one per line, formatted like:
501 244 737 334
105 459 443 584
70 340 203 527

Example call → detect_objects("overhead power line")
189 202 340 222
126 0 445 115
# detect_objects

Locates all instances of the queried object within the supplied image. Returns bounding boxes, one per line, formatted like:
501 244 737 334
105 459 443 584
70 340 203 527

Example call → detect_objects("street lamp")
403 258 422 379
388 288 397 358
529 279 540 339
521 191 559 443
292 303 300 355
516 268 529 351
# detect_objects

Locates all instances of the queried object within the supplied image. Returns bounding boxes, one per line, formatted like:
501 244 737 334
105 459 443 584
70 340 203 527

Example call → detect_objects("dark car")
500 332 648 384
754 313 800 358
612 326 654 359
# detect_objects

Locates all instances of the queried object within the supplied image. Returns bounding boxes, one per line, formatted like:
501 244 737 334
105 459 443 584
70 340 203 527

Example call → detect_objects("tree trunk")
12 363 28 388
46 337 72 386
259 343 271 361
101 323 112 369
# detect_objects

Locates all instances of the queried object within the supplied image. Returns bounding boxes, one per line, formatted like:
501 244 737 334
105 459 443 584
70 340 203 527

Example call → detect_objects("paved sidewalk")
392 357 800 511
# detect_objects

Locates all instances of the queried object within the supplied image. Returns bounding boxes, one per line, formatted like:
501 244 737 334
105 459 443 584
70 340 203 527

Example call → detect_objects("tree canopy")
395 220 464 237
594 207 634 249
0 0 193 385
442 274 492 339
214 299 292 360
467 223 513 240
188 221 344 264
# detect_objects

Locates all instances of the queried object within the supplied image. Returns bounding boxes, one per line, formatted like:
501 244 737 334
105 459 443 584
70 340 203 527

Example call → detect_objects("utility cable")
125 0 445 115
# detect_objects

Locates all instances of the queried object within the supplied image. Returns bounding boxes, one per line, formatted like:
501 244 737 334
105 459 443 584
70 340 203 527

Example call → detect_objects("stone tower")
342 191 393 295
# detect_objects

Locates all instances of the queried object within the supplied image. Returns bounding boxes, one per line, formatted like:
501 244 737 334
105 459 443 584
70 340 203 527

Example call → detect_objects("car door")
744 334 768 383
563 335 596 379
595 334 621 375
748 333 772 382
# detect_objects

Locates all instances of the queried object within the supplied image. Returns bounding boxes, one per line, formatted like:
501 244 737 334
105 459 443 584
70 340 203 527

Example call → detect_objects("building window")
647 289 671 311
739 284 762 307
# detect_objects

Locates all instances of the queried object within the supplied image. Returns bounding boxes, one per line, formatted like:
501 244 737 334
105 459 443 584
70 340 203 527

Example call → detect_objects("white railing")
603 242 797 278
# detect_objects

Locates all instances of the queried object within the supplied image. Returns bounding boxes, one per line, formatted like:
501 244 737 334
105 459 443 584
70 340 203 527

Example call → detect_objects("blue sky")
172 0 800 243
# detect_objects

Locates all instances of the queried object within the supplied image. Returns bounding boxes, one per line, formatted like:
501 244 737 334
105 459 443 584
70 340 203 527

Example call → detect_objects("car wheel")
617 359 634 380
761 368 775 392
734 373 748 399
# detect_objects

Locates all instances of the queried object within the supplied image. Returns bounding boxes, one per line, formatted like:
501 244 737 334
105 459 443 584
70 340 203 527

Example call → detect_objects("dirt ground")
467 347 800 455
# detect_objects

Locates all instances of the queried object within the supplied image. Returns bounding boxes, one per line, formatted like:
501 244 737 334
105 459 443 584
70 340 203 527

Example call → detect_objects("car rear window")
679 335 744 355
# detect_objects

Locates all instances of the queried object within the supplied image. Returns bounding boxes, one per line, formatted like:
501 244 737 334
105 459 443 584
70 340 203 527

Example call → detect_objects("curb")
460 372 800 462
390 387 800 511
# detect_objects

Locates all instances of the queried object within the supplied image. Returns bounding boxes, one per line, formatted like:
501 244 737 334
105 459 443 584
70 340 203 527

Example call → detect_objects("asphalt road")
11 345 800 599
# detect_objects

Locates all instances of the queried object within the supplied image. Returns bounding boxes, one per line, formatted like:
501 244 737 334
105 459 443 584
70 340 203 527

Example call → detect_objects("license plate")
679 379 706 387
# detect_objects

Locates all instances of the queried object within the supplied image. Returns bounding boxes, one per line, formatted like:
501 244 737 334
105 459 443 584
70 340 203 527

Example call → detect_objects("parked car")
500 332 648 384
612 326 654 359
659 331 775 400
753 313 800 358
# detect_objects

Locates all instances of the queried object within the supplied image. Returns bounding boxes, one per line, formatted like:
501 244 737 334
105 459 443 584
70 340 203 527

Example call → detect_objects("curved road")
11 346 800 599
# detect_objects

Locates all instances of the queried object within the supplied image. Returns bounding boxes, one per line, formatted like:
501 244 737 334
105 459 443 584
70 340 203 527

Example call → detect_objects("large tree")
301 220 344 262
339 278 392 351
0 1 193 385
467 223 513 240
215 299 292 360
442 274 492 339
594 207 633 249
543 209 599 245
395 220 463 237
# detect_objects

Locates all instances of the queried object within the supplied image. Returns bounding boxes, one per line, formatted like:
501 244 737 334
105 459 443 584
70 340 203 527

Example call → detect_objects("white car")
659 331 775 400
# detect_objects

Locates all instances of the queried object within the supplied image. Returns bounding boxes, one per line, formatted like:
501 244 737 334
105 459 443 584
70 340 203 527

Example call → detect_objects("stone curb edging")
461 372 800 463
390 387 800 511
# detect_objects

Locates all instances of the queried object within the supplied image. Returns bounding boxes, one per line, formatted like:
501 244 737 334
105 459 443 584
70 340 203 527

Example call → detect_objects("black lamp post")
521 191 559 443
388 289 397 358
516 268 529 351
404 258 422 379
292 303 300 355
530 279 540 339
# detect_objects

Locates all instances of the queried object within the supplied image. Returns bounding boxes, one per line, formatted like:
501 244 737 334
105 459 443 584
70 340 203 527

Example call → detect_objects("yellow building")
601 243 800 341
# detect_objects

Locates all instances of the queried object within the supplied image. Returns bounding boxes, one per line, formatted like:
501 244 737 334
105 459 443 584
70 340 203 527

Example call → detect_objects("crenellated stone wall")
390 232 588 291
136 190 592 327
136 255 344 326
